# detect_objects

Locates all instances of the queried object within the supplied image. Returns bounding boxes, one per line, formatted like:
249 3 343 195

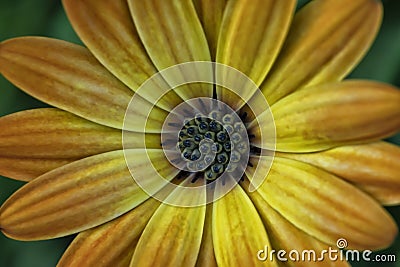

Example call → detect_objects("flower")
1 0 400 266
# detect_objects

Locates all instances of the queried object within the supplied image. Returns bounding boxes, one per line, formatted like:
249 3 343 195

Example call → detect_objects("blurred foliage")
0 0 399 266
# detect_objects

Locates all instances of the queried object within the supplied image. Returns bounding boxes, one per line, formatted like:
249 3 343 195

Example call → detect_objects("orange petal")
255 157 397 250
276 142 400 206
251 81 400 152
0 108 160 181
57 198 160 267
62 0 183 111
212 185 277 267
0 37 167 129
0 109 122 159
261 0 382 104
0 149 177 240
128 0 213 100
245 182 350 267
0 157 73 182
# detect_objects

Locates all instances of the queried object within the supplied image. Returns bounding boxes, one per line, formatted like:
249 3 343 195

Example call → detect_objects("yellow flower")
1 0 400 266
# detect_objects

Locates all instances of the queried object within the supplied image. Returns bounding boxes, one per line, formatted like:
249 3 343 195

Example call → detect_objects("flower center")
123 62 276 206
177 111 248 181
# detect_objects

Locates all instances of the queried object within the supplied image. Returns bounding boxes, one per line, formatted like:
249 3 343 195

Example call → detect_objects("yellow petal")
216 0 295 90
251 81 400 152
196 204 217 267
0 149 177 240
193 0 227 60
216 0 295 110
245 183 350 267
261 0 382 104
276 142 400 206
213 185 277 267
57 198 160 267
130 180 206 267
62 0 183 111
256 157 397 250
128 0 213 100
123 93 169 133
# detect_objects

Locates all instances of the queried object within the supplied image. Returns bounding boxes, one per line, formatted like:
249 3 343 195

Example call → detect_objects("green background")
0 0 399 266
